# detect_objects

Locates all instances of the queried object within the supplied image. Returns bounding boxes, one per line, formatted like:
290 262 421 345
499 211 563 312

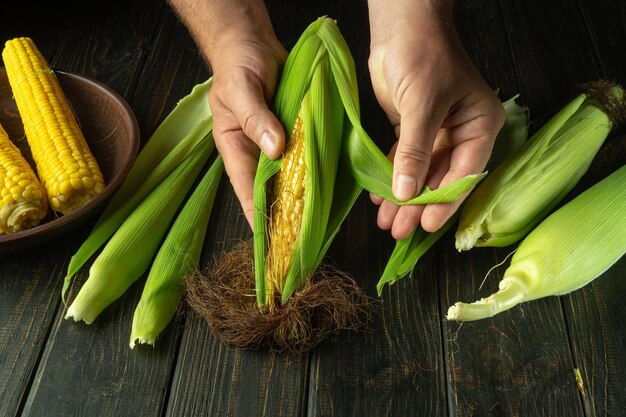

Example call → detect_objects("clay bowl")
0 68 140 253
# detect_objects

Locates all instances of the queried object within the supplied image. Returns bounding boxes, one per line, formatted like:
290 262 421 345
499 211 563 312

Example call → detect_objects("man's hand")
170 0 287 227
368 0 505 239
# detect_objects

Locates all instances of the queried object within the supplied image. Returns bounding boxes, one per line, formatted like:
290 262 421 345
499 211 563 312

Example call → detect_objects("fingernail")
393 173 417 201
260 131 277 157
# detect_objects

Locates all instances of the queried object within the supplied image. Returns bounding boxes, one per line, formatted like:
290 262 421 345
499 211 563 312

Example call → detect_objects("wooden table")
1 1 625 416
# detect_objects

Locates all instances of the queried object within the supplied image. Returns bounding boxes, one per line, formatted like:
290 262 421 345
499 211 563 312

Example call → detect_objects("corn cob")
252 18 353 311
447 164 626 321
265 116 307 298
0 123 48 233
2 37 105 215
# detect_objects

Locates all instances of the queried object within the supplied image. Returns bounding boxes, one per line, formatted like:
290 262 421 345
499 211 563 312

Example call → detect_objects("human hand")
367 0 505 240
209 38 287 227
169 0 287 227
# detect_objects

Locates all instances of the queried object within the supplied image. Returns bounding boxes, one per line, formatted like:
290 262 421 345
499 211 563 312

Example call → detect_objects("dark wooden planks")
0 241 78 417
440 0 602 416
308 198 448 417
564 257 626 417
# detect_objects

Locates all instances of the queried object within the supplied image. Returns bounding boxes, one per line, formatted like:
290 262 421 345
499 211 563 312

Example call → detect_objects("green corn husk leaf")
377 218 455 295
63 79 214 301
130 155 224 347
455 82 625 250
377 95 530 293
447 163 626 321
65 136 214 324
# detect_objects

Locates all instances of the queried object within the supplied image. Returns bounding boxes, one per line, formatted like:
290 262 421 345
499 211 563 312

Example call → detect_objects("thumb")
392 105 445 201
220 78 285 159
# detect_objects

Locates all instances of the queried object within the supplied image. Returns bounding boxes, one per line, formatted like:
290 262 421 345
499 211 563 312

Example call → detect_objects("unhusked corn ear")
2 37 105 215
0 123 48 233
455 82 625 250
265 116 306 299
447 163 626 321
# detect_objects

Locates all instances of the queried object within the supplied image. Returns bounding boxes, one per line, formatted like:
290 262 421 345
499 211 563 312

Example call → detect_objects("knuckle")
239 108 259 137
394 143 431 171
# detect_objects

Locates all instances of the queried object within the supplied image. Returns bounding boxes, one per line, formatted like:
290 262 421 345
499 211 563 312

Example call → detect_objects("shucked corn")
0 123 48 233
2 37 105 215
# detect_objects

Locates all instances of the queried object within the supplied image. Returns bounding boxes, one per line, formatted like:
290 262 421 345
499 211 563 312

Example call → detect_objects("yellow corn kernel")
265 116 306 303
2 37 105 215
0 123 48 234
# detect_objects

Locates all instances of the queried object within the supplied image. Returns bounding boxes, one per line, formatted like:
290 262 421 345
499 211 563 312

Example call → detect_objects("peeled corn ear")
0 123 48 233
447 164 626 321
2 37 105 215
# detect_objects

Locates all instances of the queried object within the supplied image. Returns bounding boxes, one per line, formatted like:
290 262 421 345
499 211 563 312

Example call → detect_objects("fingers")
211 79 283 228
215 71 286 159
210 66 287 228
392 94 448 202
421 105 504 232
214 125 260 228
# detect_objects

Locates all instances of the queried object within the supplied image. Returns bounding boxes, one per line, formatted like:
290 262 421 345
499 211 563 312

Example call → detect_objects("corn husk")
66 137 213 324
130 156 223 347
63 80 214 300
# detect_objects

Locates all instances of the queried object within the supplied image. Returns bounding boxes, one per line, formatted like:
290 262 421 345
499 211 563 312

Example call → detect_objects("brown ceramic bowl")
0 68 140 253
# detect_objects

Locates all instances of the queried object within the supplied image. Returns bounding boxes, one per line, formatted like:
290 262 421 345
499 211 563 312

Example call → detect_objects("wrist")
170 0 283 66
367 0 455 47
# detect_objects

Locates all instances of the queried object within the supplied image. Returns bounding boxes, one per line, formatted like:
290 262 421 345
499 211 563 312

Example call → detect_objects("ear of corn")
0 123 48 233
130 155 223 347
65 136 214 324
63 79 213 301
253 17 487 308
447 163 626 321
455 84 624 250
2 37 105 215
377 95 530 293
254 18 347 308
